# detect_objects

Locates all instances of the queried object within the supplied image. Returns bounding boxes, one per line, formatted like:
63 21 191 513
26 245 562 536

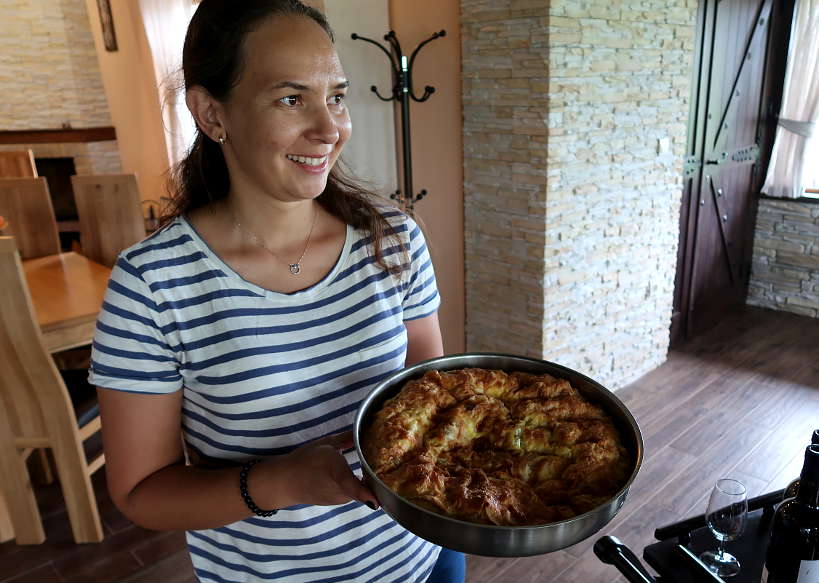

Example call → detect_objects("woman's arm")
99 388 377 531
404 312 444 367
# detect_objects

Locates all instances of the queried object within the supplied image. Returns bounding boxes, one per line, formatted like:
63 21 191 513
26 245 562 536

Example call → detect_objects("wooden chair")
0 177 61 259
71 174 146 267
0 150 37 178
0 236 105 544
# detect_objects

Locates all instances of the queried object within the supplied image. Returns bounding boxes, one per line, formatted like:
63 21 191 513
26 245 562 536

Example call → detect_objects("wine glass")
699 478 748 577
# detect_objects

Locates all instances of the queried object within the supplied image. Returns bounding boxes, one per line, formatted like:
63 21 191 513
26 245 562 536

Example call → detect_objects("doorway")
671 0 796 346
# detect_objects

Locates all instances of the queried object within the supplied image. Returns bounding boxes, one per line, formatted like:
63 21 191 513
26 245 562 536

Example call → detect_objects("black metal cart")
596 489 783 582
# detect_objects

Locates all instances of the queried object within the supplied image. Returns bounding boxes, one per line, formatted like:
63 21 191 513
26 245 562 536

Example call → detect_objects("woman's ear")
186 86 226 143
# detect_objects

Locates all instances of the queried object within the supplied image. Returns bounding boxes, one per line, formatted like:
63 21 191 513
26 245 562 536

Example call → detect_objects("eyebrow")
269 80 350 91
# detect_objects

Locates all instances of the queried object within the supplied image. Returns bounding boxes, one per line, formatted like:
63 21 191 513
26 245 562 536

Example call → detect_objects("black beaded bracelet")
239 459 278 517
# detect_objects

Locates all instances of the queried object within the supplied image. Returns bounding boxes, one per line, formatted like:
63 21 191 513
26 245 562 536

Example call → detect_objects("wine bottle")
764 444 819 582
784 430 819 500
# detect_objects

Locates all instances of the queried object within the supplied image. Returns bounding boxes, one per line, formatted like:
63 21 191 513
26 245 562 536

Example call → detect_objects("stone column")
462 0 696 389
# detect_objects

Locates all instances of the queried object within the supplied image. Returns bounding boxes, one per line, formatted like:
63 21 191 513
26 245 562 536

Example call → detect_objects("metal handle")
594 536 657 583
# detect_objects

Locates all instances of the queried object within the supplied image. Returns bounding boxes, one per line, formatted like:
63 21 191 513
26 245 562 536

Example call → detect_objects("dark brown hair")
163 0 403 273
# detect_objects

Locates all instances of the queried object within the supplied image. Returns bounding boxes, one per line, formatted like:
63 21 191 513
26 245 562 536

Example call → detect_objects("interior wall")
389 0 466 354
83 0 170 203
0 0 110 130
462 1 696 390
748 199 819 318
542 1 696 389
0 0 121 175
461 4 550 359
323 0 397 194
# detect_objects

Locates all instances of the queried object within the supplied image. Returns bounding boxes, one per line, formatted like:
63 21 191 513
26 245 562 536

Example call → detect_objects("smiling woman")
87 1 452 582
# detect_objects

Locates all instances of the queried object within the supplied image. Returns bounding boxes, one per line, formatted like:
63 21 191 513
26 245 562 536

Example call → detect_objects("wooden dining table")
22 252 112 353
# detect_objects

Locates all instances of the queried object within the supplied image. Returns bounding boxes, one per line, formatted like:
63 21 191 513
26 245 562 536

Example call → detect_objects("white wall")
323 0 397 194
84 0 170 203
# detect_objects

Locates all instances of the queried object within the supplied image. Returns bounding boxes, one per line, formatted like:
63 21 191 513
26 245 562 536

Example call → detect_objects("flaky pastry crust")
363 368 631 526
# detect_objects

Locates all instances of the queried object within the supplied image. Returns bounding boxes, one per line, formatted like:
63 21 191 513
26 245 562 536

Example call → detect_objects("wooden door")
671 0 795 345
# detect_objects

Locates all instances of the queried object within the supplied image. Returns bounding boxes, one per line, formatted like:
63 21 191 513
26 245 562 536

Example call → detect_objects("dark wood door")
671 0 795 345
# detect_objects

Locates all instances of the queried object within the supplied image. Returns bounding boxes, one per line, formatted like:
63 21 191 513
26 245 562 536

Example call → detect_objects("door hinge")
683 156 701 178
705 145 760 166
730 144 759 163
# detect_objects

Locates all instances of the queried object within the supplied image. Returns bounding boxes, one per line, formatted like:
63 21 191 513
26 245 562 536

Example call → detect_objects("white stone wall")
0 1 121 175
748 199 819 318
462 3 550 359
543 0 695 389
0 0 112 130
462 0 697 390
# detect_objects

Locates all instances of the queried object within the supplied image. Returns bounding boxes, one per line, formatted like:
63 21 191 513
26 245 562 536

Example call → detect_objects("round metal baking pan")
353 353 644 557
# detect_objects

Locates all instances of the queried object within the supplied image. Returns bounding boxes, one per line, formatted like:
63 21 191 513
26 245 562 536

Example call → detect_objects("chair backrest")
0 150 37 178
0 236 104 543
71 174 146 267
0 178 61 259
0 237 74 444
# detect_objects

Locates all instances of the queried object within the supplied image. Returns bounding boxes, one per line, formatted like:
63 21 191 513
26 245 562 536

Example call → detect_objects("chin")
289 185 328 202
301 177 331 199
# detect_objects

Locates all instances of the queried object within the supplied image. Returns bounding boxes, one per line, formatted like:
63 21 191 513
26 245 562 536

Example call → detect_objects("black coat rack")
351 29 446 211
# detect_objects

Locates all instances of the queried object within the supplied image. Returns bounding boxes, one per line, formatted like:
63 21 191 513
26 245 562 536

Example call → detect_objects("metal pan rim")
353 352 644 533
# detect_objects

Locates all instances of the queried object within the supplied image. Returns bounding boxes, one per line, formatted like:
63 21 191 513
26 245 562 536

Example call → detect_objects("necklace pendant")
289 263 301 275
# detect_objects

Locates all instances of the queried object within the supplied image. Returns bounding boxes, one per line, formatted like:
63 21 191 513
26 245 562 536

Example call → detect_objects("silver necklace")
231 207 318 276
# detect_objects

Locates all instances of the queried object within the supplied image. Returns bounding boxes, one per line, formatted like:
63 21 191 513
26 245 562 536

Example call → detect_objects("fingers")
356 478 380 510
339 473 379 509
287 442 380 508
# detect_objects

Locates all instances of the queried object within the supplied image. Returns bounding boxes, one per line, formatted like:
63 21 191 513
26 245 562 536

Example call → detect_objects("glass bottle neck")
797 477 819 508
796 445 819 508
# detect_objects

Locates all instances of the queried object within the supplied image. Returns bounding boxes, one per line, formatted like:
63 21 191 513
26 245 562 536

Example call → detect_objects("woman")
90 1 464 581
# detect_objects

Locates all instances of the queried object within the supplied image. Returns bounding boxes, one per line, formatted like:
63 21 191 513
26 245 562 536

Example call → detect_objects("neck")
225 196 318 249
797 447 819 508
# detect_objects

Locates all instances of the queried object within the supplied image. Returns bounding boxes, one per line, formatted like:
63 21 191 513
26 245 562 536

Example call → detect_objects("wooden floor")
1 306 817 583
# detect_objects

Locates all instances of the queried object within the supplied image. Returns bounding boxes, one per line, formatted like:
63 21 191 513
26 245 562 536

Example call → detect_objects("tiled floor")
0 466 192 583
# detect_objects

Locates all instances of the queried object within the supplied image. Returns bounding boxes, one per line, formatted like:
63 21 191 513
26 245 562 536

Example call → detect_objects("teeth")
287 154 326 166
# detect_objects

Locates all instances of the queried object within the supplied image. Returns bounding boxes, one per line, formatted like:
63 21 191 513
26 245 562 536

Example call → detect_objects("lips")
286 154 329 174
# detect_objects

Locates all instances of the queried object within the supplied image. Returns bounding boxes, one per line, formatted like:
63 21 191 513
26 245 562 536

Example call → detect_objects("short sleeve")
401 216 441 321
88 256 183 394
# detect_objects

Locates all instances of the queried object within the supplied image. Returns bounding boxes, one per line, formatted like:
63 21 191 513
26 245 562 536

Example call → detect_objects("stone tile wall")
1 0 112 130
462 3 550 358
462 0 697 389
748 199 819 318
0 0 120 173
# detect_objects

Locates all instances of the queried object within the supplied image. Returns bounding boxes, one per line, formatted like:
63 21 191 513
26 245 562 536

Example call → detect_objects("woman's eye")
279 96 300 107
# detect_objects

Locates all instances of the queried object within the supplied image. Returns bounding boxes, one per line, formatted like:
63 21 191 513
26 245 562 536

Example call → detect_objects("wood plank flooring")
1 306 816 583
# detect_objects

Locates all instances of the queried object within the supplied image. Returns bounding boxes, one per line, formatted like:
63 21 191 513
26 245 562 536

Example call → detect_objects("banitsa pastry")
363 368 631 526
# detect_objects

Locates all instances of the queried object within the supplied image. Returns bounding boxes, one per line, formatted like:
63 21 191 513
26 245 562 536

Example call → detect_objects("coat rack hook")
353 29 445 212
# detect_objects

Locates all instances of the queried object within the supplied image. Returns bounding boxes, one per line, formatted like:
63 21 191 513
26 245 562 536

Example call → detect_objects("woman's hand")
266 432 379 509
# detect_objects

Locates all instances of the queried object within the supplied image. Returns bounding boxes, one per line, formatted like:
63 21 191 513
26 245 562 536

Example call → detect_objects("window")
760 0 819 200
803 136 819 199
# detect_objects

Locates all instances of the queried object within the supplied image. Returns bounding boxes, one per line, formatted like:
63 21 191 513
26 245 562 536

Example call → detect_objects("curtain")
138 0 197 169
761 0 819 198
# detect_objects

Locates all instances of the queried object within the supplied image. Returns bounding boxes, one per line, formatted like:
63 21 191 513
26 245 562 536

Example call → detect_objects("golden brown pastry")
363 368 631 526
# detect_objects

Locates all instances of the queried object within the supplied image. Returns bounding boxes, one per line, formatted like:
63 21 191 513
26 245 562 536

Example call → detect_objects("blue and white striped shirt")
89 210 442 582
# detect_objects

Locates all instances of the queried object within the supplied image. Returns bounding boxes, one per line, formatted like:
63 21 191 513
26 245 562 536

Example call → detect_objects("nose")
306 103 341 144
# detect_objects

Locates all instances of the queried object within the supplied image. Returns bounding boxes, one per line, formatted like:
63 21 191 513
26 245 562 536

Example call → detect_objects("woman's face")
220 15 351 204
